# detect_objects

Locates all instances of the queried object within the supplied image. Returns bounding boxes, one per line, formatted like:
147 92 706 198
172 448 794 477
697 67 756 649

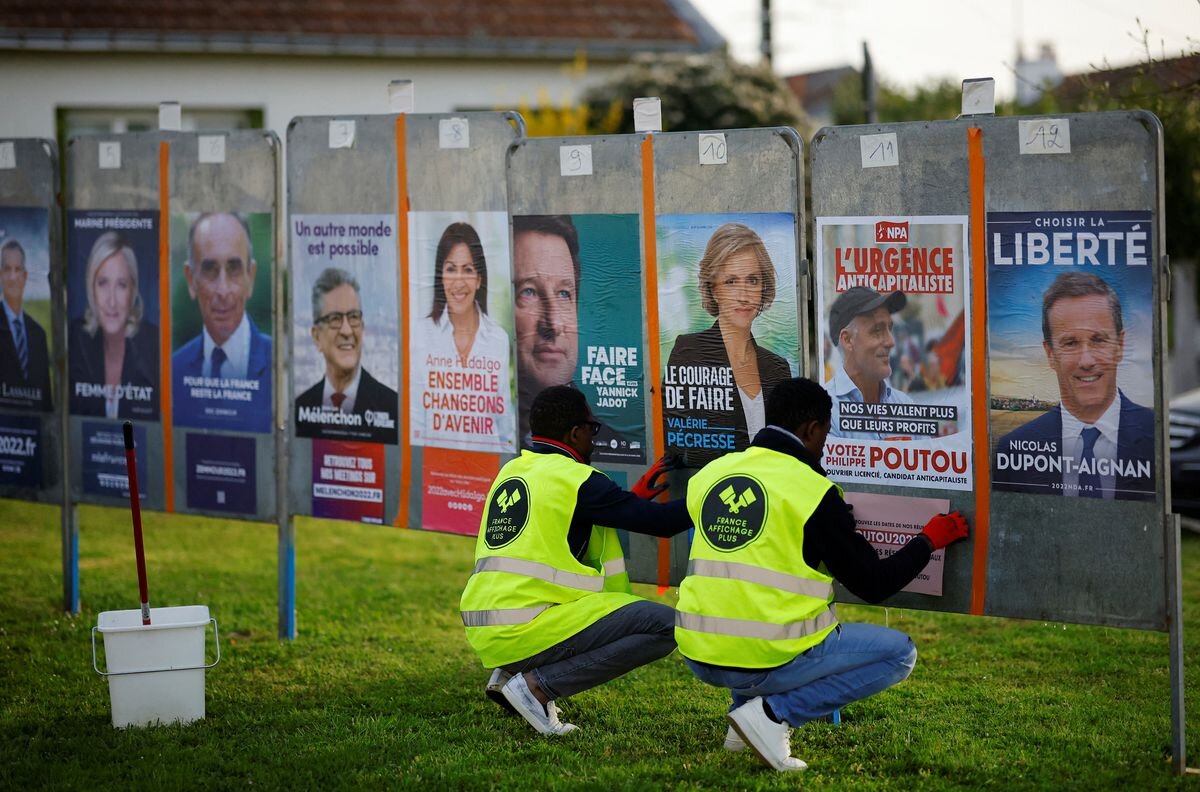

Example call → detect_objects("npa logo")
484 477 531 549
699 474 768 552
875 221 909 244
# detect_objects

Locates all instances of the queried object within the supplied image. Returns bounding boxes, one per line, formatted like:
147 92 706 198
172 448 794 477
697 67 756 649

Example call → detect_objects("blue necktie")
211 346 227 379
1079 426 1102 498
13 315 28 379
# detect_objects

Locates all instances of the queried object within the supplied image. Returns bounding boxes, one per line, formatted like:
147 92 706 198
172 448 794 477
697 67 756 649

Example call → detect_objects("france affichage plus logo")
484 477 531 549
699 474 768 552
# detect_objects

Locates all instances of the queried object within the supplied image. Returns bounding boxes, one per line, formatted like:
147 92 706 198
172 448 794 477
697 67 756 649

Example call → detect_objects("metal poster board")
0 138 63 506
810 112 1169 631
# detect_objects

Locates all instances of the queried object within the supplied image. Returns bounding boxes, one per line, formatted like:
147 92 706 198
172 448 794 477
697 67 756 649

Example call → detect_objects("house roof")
0 0 725 61
1055 52 1200 104
785 65 858 112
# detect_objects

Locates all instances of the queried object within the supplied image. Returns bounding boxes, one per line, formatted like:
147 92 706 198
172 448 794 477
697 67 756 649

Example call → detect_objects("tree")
582 52 811 136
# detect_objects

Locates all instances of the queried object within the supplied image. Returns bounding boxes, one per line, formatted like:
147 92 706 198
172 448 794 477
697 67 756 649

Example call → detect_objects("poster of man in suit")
989 210 1154 502
0 208 53 412
290 214 398 445
170 211 273 433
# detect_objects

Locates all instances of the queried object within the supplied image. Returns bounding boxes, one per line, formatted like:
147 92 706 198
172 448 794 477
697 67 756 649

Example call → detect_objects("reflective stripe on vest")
675 606 837 642
603 557 626 577
472 556 604 593
687 559 833 600
461 605 550 627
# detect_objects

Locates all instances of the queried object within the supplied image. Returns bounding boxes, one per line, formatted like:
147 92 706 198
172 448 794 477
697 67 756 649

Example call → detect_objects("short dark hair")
765 377 832 432
512 215 581 303
1 240 26 268
529 385 589 440
1041 272 1122 344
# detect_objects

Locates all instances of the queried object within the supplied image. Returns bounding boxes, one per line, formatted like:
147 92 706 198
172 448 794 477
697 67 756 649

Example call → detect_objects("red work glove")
920 511 969 550
631 455 678 501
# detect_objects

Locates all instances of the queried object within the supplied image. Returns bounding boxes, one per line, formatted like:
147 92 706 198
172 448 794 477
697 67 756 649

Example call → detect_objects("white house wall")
0 51 619 139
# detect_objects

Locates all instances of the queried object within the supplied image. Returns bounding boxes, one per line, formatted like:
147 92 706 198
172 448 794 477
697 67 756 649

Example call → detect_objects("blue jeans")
501 601 675 700
685 623 917 727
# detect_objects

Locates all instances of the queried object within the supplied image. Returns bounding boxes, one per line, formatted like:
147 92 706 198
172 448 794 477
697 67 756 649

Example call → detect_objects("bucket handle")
92 618 221 677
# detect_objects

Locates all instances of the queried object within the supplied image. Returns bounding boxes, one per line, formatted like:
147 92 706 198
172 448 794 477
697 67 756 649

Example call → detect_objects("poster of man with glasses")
292 215 399 445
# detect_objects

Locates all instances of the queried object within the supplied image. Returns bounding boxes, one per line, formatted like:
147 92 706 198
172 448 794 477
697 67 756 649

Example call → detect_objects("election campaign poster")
185 433 257 514
81 421 146 501
67 211 161 421
408 211 515 453
656 212 799 467
291 214 399 445
815 215 972 491
843 491 949 596
988 210 1154 501
421 446 500 536
0 207 54 412
170 211 274 433
0 414 41 489
311 439 385 524
513 214 646 464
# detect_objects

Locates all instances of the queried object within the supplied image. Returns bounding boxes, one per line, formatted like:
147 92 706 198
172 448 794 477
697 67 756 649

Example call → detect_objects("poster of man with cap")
815 216 973 491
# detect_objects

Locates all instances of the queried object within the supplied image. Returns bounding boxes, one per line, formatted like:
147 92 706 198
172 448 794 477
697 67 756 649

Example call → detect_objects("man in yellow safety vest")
676 377 969 771
461 385 690 735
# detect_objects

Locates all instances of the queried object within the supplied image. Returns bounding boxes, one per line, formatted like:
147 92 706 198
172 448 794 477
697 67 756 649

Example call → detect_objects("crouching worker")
460 385 691 735
676 377 969 771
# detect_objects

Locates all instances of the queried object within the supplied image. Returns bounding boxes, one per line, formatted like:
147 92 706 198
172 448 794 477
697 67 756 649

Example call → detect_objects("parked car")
1170 387 1200 518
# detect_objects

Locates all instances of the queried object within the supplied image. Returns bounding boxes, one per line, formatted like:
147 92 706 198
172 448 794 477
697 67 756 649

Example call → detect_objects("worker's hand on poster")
920 511 969 550
632 455 681 501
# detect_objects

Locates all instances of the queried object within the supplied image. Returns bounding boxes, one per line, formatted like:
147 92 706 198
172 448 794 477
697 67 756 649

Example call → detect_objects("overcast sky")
689 0 1199 96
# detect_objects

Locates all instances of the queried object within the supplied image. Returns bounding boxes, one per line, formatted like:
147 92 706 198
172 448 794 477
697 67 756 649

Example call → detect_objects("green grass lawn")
1 498 1199 790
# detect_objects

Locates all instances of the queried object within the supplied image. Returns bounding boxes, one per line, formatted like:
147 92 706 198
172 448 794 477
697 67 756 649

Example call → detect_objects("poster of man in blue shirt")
171 211 273 433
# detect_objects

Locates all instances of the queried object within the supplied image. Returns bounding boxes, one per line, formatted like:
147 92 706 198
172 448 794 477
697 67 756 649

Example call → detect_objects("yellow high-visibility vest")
676 445 840 668
460 450 639 668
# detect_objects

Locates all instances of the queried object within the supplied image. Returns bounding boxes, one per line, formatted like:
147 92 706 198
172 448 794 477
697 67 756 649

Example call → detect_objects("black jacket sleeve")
567 471 692 560
803 487 934 604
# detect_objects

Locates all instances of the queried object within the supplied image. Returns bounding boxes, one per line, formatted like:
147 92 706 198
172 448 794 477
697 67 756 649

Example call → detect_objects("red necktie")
331 392 346 411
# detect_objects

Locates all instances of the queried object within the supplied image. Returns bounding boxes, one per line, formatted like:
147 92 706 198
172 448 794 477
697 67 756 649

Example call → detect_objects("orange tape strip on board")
396 115 412 528
640 134 671 593
158 141 175 512
967 126 990 615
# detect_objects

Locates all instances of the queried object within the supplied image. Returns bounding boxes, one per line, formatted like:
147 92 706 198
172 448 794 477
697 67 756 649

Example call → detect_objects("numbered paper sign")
559 145 593 177
860 133 899 168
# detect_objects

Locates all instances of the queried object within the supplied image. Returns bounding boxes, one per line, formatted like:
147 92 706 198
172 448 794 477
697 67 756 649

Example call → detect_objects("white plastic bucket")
92 605 219 728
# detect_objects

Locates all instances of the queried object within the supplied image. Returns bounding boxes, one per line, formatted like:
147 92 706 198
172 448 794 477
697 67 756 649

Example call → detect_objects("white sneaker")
723 725 746 752
728 697 807 772
486 669 516 713
500 673 578 736
546 701 578 735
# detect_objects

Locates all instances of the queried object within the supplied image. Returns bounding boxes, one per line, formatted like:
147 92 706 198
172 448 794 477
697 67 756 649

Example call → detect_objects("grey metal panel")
168 130 281 523
286 115 401 527
507 135 643 216
648 127 808 587
65 133 165 511
286 112 523 529
810 112 1166 629
509 130 809 587
400 112 522 532
979 111 1166 631
406 112 520 213
0 138 64 504
508 133 651 576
